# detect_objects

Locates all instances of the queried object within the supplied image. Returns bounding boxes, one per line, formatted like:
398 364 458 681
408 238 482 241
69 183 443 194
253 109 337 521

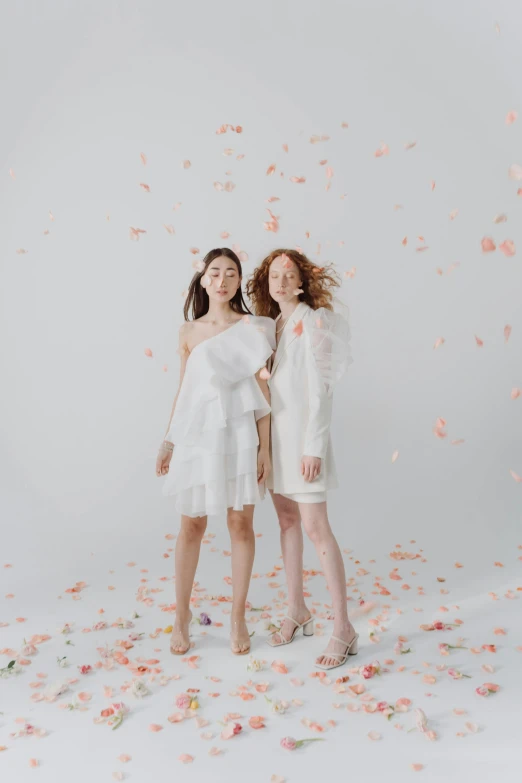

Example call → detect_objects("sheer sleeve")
252 315 276 351
304 299 353 397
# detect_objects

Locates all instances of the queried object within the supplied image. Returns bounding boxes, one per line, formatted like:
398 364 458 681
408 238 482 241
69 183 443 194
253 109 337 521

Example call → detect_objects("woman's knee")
302 516 331 546
227 510 254 540
278 509 301 534
180 516 207 542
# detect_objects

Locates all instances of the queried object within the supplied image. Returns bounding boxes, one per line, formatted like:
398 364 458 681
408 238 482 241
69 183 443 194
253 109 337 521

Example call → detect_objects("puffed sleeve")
302 300 352 459
304 300 352 397
253 315 276 351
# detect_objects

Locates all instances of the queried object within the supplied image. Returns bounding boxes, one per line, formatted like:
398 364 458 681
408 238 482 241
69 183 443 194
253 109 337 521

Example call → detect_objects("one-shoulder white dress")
162 315 276 517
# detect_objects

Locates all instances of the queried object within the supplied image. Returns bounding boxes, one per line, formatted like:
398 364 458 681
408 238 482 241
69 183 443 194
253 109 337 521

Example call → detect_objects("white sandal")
315 632 359 670
268 615 315 647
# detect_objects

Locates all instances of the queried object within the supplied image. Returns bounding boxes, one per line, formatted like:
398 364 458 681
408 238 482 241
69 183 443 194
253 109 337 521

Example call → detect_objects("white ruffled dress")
162 316 276 517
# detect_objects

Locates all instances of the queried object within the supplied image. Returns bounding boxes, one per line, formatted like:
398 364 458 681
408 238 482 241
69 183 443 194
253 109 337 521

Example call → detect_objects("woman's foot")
230 615 251 655
269 607 312 646
315 622 357 668
170 611 192 655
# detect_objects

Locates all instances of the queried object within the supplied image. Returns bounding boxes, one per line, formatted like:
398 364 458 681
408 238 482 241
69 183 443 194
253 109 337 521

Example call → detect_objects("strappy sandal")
267 615 315 647
314 632 359 670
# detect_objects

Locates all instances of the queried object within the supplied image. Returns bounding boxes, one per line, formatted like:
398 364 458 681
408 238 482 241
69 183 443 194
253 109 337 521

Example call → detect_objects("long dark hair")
183 247 252 321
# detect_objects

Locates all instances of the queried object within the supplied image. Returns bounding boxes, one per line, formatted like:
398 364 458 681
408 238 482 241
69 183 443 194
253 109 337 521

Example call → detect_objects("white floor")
1 519 520 783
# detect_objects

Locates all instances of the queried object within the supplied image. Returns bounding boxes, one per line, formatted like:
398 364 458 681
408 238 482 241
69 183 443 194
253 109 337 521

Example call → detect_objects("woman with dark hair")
247 248 355 670
156 248 275 657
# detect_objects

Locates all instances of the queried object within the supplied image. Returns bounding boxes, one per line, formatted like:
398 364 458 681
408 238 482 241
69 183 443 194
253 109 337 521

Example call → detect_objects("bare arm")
255 369 271 450
255 368 271 483
163 324 190 442
156 325 190 477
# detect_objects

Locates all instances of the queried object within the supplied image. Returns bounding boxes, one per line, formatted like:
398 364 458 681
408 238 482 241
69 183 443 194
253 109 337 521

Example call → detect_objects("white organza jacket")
266 300 352 496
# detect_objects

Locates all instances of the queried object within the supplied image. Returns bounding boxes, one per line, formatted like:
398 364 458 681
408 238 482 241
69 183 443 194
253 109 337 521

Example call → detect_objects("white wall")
1 0 521 577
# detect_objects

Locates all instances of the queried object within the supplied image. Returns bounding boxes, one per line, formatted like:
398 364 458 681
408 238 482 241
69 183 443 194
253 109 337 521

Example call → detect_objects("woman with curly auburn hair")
247 248 356 670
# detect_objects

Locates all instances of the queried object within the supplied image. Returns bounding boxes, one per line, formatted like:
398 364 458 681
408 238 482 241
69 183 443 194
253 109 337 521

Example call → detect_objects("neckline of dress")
187 317 246 359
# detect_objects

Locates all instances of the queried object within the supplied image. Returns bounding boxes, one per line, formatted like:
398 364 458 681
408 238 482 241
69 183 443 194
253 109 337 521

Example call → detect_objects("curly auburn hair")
246 248 341 319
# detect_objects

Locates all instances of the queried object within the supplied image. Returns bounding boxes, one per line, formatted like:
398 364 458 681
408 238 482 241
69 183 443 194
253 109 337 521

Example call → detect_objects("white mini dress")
162 316 276 517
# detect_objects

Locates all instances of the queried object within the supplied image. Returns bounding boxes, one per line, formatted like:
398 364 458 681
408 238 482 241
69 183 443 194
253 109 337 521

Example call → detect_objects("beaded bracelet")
161 441 174 452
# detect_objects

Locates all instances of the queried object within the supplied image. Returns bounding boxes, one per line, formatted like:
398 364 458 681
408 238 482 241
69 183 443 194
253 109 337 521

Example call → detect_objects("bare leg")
269 492 312 642
299 501 356 667
227 505 255 654
171 514 207 654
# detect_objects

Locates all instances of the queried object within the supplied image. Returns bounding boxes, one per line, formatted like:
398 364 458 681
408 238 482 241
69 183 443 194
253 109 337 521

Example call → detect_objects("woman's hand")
301 455 322 482
156 443 174 477
257 448 271 484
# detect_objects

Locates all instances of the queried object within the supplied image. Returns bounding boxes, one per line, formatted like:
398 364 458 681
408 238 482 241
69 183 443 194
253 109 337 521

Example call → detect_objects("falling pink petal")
433 337 445 350
29 759 39 768
375 143 390 157
411 764 424 772
404 141 417 150
16 249 28 254
9 168 16 179
140 153 147 165
510 470 522 483
112 773 124 782
139 183 150 192
499 240 516 256
144 348 153 358
506 111 518 125
475 336 484 347
130 227 147 241
481 237 496 252
163 224 175 234
505 325 512 342
182 160 191 169
391 451 399 463
117 755 132 763
209 747 221 756
430 180 436 191
449 209 459 220
493 213 507 224
508 164 522 180
282 144 289 152
224 181 236 192
289 176 306 183
326 167 334 178
511 388 521 400
178 754 194 764
266 163 276 176
149 724 163 732
310 135 330 144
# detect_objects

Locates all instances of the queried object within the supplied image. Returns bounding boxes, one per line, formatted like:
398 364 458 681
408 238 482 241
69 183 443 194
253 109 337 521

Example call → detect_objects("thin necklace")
276 316 289 335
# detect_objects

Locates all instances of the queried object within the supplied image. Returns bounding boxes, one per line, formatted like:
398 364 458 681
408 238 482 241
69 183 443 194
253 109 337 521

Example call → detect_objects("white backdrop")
1 2 521 782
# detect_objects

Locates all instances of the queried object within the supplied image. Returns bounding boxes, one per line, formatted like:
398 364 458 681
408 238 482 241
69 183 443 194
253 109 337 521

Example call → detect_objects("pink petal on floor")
149 724 163 732
368 731 381 740
465 722 479 733
168 713 184 723
117 755 131 763
209 747 221 756
112 773 124 781
178 754 194 764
